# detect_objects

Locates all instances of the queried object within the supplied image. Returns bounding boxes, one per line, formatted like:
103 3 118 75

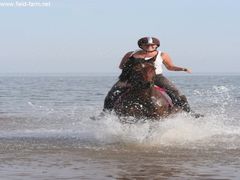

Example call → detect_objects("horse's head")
128 61 156 89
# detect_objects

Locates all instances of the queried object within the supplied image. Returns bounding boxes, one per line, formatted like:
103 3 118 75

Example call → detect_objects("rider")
119 37 194 114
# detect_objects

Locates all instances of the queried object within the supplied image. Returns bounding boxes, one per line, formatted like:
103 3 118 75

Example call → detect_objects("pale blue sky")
0 0 240 74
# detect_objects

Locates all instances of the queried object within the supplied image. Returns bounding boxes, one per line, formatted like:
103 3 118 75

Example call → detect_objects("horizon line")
0 72 240 77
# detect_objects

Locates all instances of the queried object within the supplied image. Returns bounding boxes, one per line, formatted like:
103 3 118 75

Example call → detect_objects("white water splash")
85 110 240 149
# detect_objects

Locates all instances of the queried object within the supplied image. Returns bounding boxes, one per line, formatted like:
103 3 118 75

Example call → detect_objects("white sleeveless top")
131 50 163 74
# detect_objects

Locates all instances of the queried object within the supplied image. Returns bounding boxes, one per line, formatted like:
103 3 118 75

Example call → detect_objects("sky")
0 0 240 74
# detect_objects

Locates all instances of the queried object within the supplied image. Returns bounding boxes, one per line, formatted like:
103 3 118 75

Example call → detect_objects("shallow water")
0 75 240 179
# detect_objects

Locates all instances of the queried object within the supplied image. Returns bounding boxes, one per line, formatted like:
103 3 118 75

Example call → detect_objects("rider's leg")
179 95 191 112
154 74 191 112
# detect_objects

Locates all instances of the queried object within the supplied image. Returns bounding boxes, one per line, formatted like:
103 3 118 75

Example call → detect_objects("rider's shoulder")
126 49 143 57
125 51 134 56
121 51 134 60
160 52 170 59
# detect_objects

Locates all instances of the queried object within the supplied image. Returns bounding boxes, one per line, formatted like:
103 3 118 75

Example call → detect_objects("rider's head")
138 37 160 52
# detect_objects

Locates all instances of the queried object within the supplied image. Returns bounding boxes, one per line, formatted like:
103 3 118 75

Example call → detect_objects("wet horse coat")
104 58 181 119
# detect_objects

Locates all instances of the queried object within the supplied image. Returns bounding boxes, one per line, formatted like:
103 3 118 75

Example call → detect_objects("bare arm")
162 52 192 73
119 51 133 69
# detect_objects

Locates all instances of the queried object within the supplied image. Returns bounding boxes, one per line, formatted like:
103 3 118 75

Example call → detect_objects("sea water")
0 74 239 179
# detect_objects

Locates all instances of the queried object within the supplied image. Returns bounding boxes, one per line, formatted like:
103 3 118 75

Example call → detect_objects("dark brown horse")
104 59 181 119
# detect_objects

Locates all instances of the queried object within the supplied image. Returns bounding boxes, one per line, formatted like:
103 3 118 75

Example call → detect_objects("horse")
103 59 182 119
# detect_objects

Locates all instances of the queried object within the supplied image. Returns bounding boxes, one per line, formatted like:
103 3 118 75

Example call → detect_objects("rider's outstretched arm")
162 52 192 73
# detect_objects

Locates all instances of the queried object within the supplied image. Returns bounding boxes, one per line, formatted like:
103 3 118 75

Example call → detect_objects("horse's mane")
119 58 146 82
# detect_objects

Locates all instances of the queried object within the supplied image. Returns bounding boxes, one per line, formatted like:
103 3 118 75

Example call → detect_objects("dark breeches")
154 74 191 112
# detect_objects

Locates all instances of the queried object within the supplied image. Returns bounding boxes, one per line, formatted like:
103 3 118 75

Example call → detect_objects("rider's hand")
185 68 192 73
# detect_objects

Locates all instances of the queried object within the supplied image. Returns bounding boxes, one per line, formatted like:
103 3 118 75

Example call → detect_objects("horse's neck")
129 87 152 98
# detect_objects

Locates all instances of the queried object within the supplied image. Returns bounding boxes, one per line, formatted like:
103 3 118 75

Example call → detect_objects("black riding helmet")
138 37 160 49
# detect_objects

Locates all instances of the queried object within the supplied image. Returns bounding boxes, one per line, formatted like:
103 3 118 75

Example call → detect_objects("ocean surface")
0 74 240 179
